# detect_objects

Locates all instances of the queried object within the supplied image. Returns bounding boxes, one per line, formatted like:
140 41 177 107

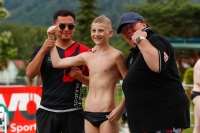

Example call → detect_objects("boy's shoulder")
110 46 124 54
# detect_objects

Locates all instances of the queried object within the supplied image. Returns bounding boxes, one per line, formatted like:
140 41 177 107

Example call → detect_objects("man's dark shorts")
36 108 84 133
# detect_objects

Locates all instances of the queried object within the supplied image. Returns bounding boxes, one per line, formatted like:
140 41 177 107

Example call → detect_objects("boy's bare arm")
116 52 127 79
50 46 86 68
107 51 127 121
108 97 125 121
194 60 200 86
46 25 86 68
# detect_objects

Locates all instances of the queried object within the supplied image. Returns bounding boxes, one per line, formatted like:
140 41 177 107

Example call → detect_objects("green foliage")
3 0 79 26
179 73 184 81
0 23 47 64
183 68 194 84
17 69 26 76
2 0 200 65
111 34 131 58
0 0 9 20
0 0 18 70
182 127 194 133
3 0 143 33
0 31 17 70
125 0 200 38
75 0 99 48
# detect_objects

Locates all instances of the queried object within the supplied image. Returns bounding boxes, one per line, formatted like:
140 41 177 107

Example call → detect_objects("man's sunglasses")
59 23 75 30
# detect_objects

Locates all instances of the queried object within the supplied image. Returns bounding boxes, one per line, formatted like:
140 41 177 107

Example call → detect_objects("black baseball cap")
117 12 144 34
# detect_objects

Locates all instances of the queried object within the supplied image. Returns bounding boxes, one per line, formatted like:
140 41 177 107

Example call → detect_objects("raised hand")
47 25 57 39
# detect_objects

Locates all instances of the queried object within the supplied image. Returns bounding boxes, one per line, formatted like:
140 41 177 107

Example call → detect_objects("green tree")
183 68 194 84
0 0 17 70
75 0 99 48
0 23 47 78
0 23 47 77
0 0 9 20
125 0 200 38
111 35 131 58
125 0 200 74
0 23 47 63
0 31 17 70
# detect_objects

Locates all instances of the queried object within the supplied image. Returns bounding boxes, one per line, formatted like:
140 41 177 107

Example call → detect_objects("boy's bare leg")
193 97 200 133
85 120 99 133
99 121 119 133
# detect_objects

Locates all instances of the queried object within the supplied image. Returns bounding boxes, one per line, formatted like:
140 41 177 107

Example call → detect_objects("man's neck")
56 39 75 49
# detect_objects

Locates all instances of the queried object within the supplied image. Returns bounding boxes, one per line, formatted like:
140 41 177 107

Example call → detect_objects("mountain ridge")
3 0 143 28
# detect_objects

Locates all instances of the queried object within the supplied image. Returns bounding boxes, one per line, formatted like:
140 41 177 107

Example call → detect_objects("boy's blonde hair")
92 15 112 30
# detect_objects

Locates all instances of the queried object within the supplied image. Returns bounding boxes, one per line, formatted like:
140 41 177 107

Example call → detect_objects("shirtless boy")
192 59 200 133
48 15 127 133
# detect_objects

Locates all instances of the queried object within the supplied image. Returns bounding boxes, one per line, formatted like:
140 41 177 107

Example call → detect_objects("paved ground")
119 123 130 133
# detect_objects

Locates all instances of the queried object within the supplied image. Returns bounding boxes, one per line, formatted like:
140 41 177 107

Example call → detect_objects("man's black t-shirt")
122 28 190 132
30 42 90 110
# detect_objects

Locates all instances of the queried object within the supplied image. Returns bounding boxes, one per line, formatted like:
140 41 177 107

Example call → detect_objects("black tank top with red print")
30 42 90 110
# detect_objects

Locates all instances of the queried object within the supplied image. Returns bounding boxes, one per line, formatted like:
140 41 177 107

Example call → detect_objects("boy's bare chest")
87 54 116 74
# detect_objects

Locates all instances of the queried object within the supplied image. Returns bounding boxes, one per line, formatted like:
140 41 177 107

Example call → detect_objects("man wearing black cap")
117 12 190 133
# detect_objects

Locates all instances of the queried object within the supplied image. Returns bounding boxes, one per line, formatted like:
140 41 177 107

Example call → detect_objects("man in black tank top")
26 10 90 133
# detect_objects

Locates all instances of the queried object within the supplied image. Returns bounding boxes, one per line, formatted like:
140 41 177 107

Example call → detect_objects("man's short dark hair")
53 10 76 23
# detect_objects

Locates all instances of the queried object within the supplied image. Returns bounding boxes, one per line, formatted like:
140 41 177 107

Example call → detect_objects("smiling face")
91 22 113 46
55 16 75 41
121 21 147 47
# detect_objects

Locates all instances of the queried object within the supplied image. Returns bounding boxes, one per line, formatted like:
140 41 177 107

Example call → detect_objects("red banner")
0 86 42 133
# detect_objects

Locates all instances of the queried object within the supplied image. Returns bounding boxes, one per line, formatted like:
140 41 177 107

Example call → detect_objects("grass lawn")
183 127 194 133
